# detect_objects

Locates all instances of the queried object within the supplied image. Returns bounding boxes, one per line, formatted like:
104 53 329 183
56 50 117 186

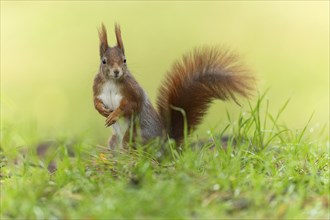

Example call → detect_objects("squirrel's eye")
123 59 126 63
102 58 106 64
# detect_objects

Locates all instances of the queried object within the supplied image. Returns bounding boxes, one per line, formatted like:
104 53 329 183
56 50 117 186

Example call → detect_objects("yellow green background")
1 1 329 144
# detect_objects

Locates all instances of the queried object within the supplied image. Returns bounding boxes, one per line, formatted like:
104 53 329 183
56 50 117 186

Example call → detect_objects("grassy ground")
1 2 328 219
1 98 329 219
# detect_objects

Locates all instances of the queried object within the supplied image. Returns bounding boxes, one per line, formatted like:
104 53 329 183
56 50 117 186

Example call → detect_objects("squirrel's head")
98 23 126 80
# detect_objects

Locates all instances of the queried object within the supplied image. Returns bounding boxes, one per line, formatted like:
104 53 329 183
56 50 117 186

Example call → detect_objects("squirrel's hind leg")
108 134 119 150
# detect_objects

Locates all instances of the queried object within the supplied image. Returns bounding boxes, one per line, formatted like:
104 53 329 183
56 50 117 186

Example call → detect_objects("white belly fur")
98 81 129 144
98 81 122 110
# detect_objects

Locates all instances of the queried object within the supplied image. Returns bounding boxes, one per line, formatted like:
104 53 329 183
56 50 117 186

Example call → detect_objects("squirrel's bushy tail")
157 46 255 142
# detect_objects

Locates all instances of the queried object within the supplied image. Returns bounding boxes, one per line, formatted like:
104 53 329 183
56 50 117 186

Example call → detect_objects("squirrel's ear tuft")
98 23 109 57
115 23 125 55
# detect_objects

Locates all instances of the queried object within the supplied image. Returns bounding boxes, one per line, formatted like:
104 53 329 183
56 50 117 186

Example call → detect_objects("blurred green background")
1 1 329 145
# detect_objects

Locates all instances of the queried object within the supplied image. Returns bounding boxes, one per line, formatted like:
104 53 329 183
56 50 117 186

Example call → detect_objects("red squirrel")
93 23 255 149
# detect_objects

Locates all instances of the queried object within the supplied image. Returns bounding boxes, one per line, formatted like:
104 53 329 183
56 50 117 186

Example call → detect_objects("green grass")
1 2 328 218
1 98 329 219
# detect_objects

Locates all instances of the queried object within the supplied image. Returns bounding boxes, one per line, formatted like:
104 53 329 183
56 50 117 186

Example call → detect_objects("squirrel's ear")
115 24 125 55
98 23 109 57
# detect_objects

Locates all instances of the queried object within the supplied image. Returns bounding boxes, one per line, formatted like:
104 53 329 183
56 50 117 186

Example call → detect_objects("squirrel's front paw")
105 113 119 127
102 108 113 117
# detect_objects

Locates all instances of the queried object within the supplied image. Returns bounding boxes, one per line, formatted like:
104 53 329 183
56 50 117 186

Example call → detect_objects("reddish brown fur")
105 47 125 66
115 24 124 54
105 76 144 123
99 73 144 127
157 47 255 142
93 74 110 118
118 75 144 116
94 97 112 117
98 23 108 57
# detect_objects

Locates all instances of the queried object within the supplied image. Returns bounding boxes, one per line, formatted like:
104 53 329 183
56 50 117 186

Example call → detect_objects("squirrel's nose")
114 70 119 77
